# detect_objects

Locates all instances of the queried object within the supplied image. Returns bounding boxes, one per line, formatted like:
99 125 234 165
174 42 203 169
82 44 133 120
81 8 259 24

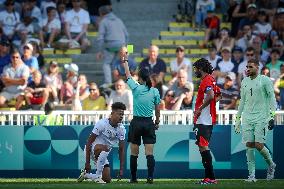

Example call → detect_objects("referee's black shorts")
194 124 213 147
127 116 156 146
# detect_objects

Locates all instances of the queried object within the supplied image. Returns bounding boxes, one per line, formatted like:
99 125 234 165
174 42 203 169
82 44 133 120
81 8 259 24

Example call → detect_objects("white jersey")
92 118 125 149
65 8 90 33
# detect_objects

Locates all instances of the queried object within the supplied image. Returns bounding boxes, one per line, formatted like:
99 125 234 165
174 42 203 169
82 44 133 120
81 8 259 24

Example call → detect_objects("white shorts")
84 144 110 166
0 91 21 101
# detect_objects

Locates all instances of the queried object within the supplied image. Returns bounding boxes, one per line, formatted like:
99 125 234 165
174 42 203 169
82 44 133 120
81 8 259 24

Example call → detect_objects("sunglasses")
246 66 254 68
23 46 30 50
166 94 174 97
246 53 254 56
12 56 19 59
89 88 97 92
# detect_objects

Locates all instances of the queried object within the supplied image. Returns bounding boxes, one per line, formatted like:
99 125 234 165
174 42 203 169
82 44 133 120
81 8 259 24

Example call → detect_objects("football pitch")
1 179 284 189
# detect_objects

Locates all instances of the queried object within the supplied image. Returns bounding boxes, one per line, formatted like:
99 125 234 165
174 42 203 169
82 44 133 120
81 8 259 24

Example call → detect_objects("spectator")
231 46 244 66
107 79 133 111
266 49 284 81
96 5 128 86
0 49 29 109
28 0 42 32
205 44 221 69
85 0 111 30
82 82 106 110
150 73 168 99
22 43 39 83
169 69 194 97
235 24 255 52
17 70 49 110
57 1 67 31
256 0 278 22
265 30 279 50
231 0 251 37
213 27 235 53
44 61 63 104
272 8 284 41
237 47 263 88
270 40 284 61
74 74 90 101
39 6 61 48
30 41 45 71
112 46 137 82
251 35 270 64
261 66 270 77
214 47 237 85
139 45 167 81
254 10 272 41
202 10 220 47
195 0 215 28
15 16 34 46
0 39 11 75
65 0 90 52
0 0 20 41
170 45 192 82
172 84 193 110
72 74 89 111
238 3 258 31
60 63 78 104
159 89 176 110
217 72 239 110
34 102 63 126
40 0 57 19
274 64 284 109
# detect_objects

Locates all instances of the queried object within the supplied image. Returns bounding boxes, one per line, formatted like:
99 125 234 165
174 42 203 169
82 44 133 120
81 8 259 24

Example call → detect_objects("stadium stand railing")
1 110 284 126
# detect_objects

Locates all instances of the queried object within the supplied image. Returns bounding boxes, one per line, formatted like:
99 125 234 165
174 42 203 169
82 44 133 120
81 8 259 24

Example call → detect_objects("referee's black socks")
201 150 215 180
130 155 138 181
146 155 155 179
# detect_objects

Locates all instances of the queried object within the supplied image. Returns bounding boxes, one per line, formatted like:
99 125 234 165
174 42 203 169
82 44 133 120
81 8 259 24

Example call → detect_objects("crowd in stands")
0 0 284 112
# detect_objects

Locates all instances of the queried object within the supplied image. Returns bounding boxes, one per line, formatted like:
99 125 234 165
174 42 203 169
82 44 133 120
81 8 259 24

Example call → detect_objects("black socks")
130 155 138 181
146 155 155 179
201 150 215 180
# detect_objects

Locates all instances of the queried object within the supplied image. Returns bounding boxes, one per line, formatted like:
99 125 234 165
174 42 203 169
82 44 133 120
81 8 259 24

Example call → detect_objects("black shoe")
146 178 153 184
129 179 138 183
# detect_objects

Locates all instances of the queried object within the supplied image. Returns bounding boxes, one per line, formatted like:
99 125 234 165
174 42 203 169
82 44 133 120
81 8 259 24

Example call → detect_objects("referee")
121 46 161 184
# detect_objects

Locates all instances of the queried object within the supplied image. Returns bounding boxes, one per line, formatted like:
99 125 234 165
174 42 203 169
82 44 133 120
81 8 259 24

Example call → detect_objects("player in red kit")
193 58 221 185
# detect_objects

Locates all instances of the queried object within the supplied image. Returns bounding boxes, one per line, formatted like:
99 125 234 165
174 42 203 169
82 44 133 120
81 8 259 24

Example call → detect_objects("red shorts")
30 96 44 105
194 124 213 147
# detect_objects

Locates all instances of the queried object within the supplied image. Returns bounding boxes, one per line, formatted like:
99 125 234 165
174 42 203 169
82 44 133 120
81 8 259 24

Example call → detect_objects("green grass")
0 179 284 189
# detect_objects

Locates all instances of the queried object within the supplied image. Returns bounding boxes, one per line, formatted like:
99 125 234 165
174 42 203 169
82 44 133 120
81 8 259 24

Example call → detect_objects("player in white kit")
77 102 126 183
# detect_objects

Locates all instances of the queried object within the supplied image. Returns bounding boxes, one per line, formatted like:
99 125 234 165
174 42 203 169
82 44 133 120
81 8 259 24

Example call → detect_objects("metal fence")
0 110 284 126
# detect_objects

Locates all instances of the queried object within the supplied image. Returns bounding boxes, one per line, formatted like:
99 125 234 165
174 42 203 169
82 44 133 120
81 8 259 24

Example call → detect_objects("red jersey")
194 74 220 125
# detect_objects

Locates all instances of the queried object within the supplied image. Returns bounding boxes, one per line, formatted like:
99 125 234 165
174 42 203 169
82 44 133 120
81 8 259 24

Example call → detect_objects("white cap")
64 63 79 74
24 43 33 52
226 72 236 81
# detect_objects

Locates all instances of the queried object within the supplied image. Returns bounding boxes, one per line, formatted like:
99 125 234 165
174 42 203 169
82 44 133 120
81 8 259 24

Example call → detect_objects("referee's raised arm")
121 46 131 78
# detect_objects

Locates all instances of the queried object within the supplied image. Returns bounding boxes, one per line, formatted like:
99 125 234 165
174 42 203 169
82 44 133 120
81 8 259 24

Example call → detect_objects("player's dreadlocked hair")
193 58 214 74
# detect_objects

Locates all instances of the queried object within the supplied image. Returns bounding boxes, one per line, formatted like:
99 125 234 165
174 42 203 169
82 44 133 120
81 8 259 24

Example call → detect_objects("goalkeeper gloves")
234 115 241 134
268 111 275 130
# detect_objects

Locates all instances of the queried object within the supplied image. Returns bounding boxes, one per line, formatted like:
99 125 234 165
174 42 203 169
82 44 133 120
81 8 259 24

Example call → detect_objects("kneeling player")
77 102 126 183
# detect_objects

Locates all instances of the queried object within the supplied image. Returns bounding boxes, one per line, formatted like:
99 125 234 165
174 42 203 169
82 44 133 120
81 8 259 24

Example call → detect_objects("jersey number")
250 88 253 96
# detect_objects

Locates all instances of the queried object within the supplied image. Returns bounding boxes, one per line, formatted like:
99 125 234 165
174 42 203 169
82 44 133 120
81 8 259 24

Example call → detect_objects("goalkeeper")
235 59 277 182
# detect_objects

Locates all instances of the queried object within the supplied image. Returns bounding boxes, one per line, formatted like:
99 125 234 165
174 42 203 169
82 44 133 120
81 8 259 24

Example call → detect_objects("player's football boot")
77 169 86 182
267 163 276 180
129 179 138 183
244 174 257 182
146 178 154 184
196 178 217 184
93 177 106 184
